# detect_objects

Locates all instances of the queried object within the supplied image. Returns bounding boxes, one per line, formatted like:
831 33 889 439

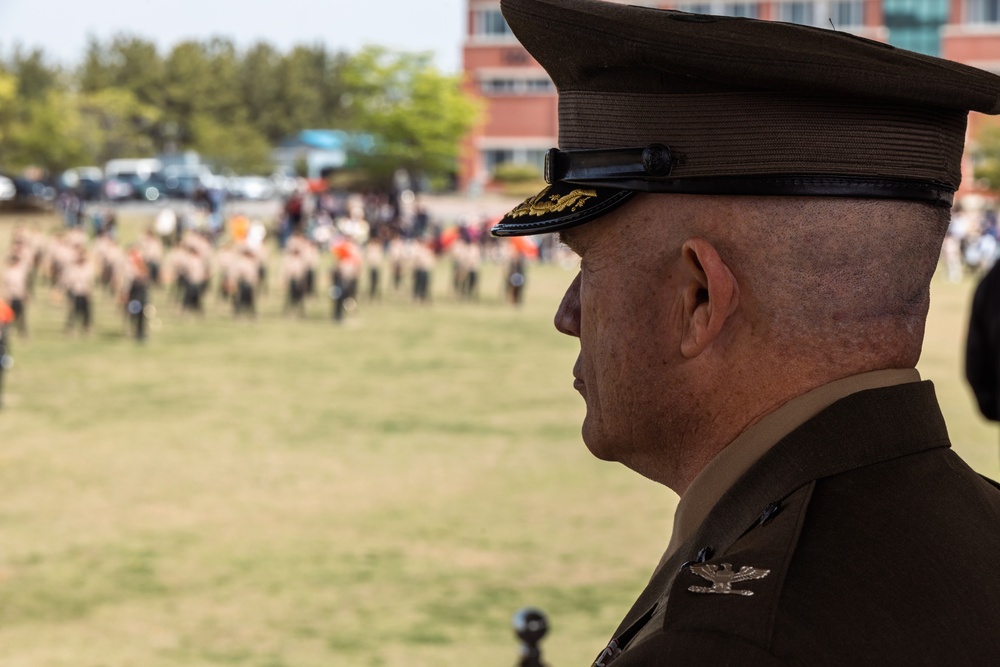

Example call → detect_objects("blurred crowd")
942 204 1000 282
0 183 568 347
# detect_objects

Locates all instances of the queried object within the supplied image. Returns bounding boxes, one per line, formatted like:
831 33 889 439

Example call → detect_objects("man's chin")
581 425 619 462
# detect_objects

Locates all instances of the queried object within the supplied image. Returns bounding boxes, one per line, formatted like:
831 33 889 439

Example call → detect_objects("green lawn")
1 211 997 667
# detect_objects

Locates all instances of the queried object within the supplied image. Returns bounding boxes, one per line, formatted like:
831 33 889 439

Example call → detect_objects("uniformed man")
61 246 94 335
231 245 259 319
411 239 435 305
331 236 362 322
178 242 208 315
2 252 29 336
491 1 1000 664
0 297 13 409
139 228 164 286
122 247 150 341
281 244 309 317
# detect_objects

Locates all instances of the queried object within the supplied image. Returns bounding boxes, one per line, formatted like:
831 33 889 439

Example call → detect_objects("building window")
473 9 515 37
678 3 713 13
480 77 555 95
967 0 1000 22
483 149 514 176
482 149 547 177
778 1 816 24
721 3 759 18
885 0 949 56
831 0 866 26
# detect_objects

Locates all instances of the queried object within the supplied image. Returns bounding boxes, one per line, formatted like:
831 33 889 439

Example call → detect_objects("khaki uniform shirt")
2 261 29 300
62 261 94 297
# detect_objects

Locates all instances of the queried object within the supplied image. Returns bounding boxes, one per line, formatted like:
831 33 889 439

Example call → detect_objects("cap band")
559 91 968 189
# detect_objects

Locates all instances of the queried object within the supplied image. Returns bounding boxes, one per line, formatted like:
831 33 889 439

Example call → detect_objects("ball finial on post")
513 607 549 667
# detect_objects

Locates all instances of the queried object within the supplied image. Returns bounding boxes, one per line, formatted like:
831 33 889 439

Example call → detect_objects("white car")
0 175 15 201
234 176 276 200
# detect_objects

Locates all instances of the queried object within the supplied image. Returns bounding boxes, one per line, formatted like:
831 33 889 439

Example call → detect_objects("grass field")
1 210 998 667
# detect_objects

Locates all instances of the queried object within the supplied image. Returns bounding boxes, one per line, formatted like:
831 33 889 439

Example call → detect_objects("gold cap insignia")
508 186 598 219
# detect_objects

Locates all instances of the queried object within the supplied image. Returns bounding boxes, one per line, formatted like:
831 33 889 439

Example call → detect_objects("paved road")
2 192 527 230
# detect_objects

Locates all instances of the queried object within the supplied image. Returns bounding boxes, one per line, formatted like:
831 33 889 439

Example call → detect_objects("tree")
77 88 161 164
269 45 350 142
341 47 481 186
6 47 61 102
189 114 272 175
974 123 1000 194
0 69 17 150
3 90 91 172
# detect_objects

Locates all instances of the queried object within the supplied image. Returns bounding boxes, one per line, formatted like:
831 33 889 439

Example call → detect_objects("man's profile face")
555 198 688 471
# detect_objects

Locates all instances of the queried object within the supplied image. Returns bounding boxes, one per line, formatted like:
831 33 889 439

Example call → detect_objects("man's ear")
679 238 739 359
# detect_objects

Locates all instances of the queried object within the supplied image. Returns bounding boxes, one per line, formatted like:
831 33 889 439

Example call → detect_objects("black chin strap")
546 146 955 207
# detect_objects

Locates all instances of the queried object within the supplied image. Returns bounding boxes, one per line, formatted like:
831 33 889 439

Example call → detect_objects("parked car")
0 174 15 202
104 174 138 201
59 167 104 201
0 173 56 210
160 165 221 200
230 175 276 200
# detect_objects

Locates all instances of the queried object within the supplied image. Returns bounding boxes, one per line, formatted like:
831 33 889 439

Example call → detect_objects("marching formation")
0 196 549 343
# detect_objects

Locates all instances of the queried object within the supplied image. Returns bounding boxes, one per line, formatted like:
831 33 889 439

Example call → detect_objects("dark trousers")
461 271 478 299
66 294 91 331
182 282 203 312
10 298 26 335
369 267 380 300
333 275 357 322
128 282 148 340
233 280 255 317
413 269 430 302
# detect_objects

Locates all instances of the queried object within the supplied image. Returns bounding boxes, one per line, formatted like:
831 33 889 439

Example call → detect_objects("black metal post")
513 607 549 667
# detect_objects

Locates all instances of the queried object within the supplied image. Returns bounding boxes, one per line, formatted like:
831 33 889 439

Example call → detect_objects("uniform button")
758 501 782 526
679 546 714 571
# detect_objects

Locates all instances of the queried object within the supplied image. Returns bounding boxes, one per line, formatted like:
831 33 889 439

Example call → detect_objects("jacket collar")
614 380 950 635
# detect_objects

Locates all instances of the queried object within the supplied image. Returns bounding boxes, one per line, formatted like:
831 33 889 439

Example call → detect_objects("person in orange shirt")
0 297 14 409
331 238 362 323
229 213 250 244
123 247 150 341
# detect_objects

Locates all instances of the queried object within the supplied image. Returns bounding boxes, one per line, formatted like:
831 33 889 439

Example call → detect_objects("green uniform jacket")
602 381 1000 666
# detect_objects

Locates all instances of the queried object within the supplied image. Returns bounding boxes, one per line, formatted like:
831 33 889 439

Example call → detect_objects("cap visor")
492 183 636 237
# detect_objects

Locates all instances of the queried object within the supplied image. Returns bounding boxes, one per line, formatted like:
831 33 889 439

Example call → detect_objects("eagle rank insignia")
688 563 770 596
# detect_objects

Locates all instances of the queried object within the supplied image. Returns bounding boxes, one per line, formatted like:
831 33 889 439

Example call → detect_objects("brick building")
944 0 1000 198
461 0 1000 201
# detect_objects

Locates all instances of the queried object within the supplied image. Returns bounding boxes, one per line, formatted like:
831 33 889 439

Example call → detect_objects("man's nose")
554 272 582 337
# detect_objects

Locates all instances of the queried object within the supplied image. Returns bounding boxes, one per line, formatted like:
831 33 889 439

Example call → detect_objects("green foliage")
493 163 546 198
492 162 542 184
974 124 1000 193
0 38 478 183
189 114 273 174
77 88 161 164
7 47 61 102
0 69 17 146
343 46 482 186
3 90 91 172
